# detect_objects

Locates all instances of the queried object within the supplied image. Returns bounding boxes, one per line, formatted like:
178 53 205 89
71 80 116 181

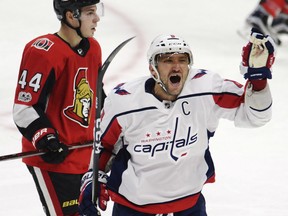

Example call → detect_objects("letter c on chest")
181 101 190 115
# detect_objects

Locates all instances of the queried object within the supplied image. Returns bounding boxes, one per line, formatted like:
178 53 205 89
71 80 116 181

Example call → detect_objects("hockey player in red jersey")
245 0 288 45
78 29 275 215
13 0 103 215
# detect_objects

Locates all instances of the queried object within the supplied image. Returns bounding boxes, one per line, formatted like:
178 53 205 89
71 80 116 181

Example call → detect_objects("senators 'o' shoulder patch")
32 38 54 51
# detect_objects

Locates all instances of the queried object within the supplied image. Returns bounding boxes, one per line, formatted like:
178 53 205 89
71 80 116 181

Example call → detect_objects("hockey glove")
240 28 276 80
32 128 69 164
78 170 109 216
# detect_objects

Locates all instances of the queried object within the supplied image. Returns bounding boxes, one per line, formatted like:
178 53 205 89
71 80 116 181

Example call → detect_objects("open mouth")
170 75 181 84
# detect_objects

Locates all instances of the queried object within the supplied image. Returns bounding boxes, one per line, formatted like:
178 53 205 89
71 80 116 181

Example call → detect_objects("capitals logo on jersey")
63 68 94 127
134 117 198 162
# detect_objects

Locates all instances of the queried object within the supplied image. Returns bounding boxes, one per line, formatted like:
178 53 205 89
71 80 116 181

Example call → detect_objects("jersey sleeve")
211 72 272 128
234 81 272 127
96 92 124 172
13 43 56 141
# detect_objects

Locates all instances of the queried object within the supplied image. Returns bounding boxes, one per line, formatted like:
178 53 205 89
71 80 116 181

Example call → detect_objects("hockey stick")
0 141 93 162
92 36 135 204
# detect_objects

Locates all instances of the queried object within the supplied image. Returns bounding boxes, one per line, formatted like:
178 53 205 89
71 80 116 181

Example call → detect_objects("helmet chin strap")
75 26 84 38
151 64 168 93
63 15 84 38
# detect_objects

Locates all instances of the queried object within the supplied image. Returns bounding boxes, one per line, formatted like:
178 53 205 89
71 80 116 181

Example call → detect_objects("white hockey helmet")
147 34 193 67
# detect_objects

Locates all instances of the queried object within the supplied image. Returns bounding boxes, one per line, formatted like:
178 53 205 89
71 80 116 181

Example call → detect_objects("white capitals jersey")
99 68 272 214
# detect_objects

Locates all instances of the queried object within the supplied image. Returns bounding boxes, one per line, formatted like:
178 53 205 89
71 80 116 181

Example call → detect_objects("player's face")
80 98 91 118
79 5 100 37
156 53 190 98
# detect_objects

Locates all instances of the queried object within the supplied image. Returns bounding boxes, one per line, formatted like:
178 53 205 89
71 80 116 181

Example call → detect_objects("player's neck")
57 25 82 48
154 84 177 101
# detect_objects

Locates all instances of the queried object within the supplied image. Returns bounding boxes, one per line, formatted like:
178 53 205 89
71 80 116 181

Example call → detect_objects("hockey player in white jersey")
78 29 275 216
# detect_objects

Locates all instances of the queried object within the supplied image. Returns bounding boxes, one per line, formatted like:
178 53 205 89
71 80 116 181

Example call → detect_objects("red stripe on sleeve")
99 118 122 170
213 93 244 109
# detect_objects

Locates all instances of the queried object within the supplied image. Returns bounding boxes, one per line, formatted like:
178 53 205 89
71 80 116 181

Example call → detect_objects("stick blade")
99 36 136 78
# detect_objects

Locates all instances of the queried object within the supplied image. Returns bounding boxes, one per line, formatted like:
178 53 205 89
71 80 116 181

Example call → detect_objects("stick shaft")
92 36 135 204
0 142 93 162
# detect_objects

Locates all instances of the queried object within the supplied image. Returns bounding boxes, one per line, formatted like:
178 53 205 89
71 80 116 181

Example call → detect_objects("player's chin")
87 28 96 37
82 32 94 38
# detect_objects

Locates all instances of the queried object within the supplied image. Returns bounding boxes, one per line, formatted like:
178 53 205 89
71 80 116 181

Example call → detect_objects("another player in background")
78 29 275 216
13 0 103 215
245 0 288 45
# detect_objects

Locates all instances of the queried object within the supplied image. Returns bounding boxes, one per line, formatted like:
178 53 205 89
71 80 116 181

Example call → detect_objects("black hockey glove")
240 28 276 80
32 128 69 164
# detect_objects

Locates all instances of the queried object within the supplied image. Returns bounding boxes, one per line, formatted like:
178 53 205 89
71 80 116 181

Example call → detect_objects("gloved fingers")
98 184 109 211
80 170 93 191
40 145 69 164
79 182 102 216
249 43 269 68
264 35 276 54
250 30 276 54
98 170 108 184
245 28 276 69
46 140 68 152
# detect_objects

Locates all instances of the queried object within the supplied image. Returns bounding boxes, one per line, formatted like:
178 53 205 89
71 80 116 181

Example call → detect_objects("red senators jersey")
13 34 101 173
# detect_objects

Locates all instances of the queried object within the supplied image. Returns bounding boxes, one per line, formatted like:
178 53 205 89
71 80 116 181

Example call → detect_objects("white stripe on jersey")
34 167 57 216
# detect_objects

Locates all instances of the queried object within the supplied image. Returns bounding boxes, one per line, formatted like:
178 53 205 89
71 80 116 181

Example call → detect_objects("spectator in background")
246 0 288 45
